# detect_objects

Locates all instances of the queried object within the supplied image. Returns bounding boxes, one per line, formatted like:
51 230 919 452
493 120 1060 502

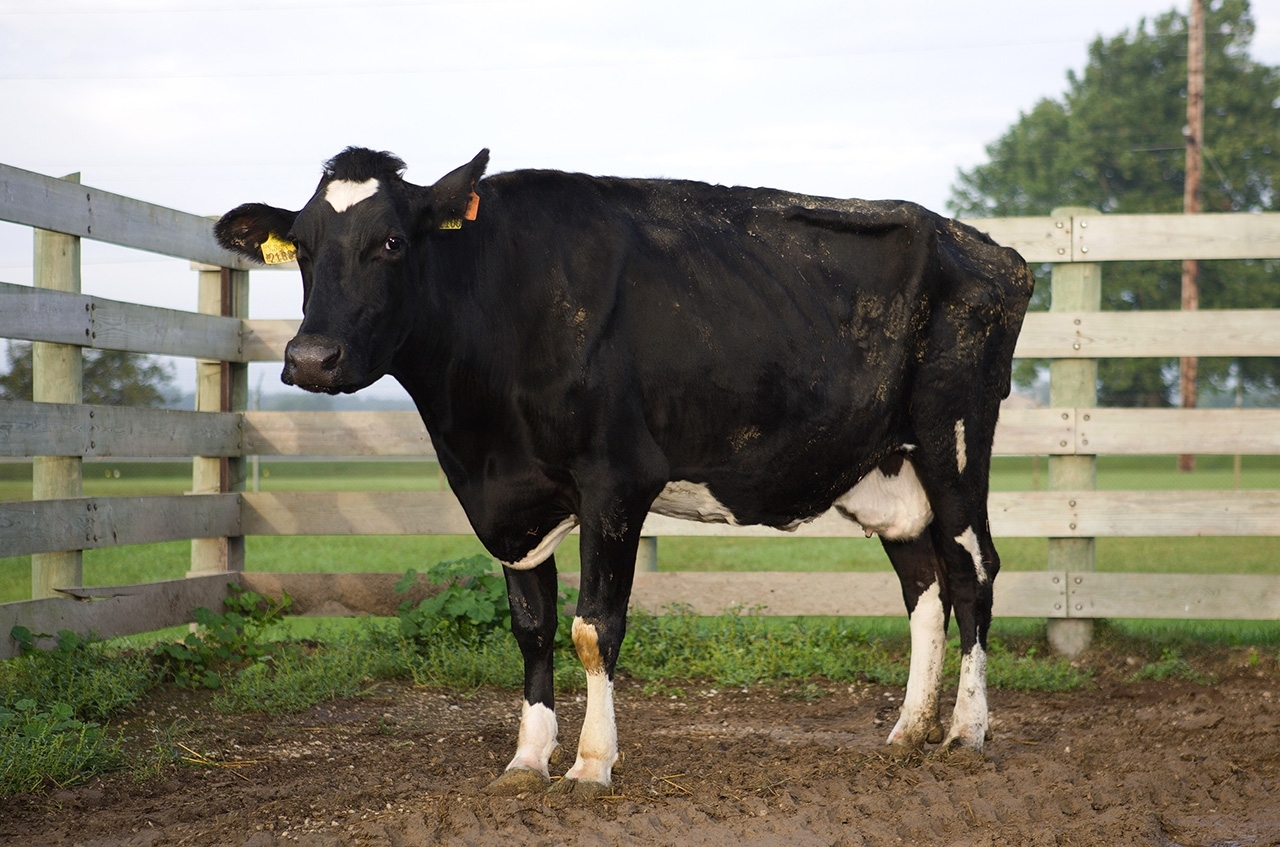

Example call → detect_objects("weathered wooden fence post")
190 267 249 576
1046 208 1099 656
30 173 84 599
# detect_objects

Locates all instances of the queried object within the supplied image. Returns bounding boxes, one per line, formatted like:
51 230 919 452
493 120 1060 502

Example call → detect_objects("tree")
0 342 177 407
950 0 1280 406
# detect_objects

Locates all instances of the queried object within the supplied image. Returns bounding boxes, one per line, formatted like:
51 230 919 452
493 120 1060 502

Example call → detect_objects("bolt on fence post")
31 173 84 600
1046 207 1099 657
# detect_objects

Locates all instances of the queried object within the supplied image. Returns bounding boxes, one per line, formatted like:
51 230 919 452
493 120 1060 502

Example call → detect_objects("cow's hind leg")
910 411 1002 751
486 555 561 794
881 532 950 747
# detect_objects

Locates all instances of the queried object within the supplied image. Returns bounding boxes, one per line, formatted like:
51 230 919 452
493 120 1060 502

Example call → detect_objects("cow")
215 147 1034 796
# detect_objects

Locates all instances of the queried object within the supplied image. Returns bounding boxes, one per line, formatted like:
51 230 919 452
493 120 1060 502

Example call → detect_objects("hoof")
548 777 612 798
484 767 551 795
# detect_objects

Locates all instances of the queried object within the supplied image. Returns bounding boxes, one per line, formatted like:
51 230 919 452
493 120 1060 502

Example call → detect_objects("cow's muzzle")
282 333 347 393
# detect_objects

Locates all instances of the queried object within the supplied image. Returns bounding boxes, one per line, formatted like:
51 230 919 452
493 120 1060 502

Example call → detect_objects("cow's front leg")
486 556 561 794
881 532 949 747
551 491 652 797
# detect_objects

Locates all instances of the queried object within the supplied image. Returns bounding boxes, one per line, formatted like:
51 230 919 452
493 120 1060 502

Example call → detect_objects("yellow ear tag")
261 233 297 265
439 218 463 230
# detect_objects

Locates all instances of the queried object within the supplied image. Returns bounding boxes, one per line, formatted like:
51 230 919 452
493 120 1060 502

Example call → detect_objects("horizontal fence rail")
2 158 1280 657
235 489 1280 540
0 163 252 269
0 494 241 558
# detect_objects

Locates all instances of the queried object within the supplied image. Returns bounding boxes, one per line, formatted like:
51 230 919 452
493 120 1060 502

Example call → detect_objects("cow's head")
215 147 490 393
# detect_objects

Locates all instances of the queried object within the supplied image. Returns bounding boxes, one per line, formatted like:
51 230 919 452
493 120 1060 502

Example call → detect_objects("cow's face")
215 147 489 393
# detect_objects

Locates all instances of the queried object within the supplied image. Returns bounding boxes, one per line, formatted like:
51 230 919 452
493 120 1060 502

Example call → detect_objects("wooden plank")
0 494 241 558
0 162 253 269
239 569 1066 620
243 411 432 457
1073 213 1280 262
1078 408 1280 455
994 407 1076 456
0 401 240 458
241 491 475 536
1016 310 1280 358
0 281 92 345
0 574 235 660
241 489 1280 540
958 217 1071 263
241 319 299 362
89 298 242 360
0 281 245 360
1069 572 1280 620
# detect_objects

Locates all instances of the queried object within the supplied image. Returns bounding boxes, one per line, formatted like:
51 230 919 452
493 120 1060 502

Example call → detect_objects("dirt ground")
4 655 1279 847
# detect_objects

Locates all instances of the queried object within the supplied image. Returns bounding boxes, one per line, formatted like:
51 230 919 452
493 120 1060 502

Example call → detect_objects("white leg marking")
945 642 989 749
954 419 967 474
503 516 578 571
565 618 618 786
834 458 933 541
324 178 380 212
954 526 989 584
505 701 558 777
887 581 946 746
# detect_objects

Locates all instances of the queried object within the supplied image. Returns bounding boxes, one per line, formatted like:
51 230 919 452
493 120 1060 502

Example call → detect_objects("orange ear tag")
464 190 480 221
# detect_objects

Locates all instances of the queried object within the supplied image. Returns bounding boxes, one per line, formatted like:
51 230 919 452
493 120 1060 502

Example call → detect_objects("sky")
2 0 1279 399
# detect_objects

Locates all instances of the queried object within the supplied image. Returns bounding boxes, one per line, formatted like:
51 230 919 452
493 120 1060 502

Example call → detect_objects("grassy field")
1 457 1277 605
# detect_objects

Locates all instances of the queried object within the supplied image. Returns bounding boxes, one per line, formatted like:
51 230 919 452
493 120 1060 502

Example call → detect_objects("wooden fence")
2 161 1279 659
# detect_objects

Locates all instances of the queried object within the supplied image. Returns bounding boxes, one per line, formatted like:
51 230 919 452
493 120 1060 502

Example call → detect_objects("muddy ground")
3 654 1279 847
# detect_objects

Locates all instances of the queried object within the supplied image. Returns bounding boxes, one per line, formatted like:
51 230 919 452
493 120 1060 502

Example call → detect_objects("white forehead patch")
325 178 380 213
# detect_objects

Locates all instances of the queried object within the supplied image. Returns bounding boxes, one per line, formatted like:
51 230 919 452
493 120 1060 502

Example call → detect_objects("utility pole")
1179 0 1204 472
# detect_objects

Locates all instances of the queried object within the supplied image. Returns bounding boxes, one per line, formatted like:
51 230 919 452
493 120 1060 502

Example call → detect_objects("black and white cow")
216 148 1033 795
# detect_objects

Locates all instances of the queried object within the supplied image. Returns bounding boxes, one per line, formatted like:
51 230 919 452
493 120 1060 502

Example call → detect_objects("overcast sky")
3 0 1279 397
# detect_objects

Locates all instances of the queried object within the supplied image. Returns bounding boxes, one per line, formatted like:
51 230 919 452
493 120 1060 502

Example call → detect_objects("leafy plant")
1129 648 1216 685
0 698 122 794
5 628 156 722
395 555 580 647
151 584 292 689
396 555 512 644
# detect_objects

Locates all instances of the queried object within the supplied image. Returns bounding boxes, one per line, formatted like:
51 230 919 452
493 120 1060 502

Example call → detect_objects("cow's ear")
215 203 300 264
414 149 490 231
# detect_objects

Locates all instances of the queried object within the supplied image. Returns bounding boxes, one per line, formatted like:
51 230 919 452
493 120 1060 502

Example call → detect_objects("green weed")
0 699 122 794
1129 648 1217 684
151 584 292 689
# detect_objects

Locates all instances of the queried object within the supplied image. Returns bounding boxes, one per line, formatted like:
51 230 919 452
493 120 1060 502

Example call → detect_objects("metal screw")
1061 412 1070 420
1059 440 1068 447
1079 220 1088 228
1081 439 1089 446
1080 245 1089 254
1069 522 1077 530
1073 342 1081 350
1075 604 1084 611
1057 248 1066 255
1056 221 1064 229
1083 414 1090 421
1074 318 1081 325
1054 603 1063 610
1074 577 1083 584
1053 576 1061 584
1069 499 1077 507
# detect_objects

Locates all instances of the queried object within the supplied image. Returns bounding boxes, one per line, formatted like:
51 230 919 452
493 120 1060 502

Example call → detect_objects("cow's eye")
384 236 406 254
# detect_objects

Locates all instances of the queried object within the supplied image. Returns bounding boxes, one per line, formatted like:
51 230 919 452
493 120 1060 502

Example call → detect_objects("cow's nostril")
320 346 341 371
